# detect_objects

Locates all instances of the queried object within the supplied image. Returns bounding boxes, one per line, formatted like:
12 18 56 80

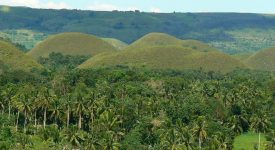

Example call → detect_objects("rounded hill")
27 32 117 59
0 40 43 71
245 47 275 71
125 32 218 52
79 45 245 73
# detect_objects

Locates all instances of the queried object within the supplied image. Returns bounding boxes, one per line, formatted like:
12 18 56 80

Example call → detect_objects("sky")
0 0 275 13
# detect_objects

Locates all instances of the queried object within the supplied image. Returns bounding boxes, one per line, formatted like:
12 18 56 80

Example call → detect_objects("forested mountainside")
0 5 275 53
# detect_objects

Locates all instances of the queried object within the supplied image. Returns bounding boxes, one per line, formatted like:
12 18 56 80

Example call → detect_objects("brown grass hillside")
27 32 117 59
0 40 43 71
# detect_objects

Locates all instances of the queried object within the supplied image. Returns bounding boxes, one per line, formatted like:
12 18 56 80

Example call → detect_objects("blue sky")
0 0 275 13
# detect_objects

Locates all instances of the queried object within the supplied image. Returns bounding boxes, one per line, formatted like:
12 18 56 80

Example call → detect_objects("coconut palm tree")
49 98 63 125
250 113 271 150
1 84 15 119
62 94 73 128
192 116 207 150
61 125 86 149
74 93 88 129
38 87 55 129
265 130 275 150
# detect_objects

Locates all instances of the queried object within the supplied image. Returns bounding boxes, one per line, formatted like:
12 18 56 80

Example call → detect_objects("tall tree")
192 116 207 150
250 113 271 150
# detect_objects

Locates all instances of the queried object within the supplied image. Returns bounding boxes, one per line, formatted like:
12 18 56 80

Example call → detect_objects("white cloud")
0 0 71 9
150 7 161 13
44 1 70 9
87 2 139 11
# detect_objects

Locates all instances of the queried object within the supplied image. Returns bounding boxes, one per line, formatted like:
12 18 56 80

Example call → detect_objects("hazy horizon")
0 0 275 13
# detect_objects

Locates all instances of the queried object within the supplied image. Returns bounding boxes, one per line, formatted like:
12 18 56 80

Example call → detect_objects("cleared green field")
234 133 267 150
0 29 47 51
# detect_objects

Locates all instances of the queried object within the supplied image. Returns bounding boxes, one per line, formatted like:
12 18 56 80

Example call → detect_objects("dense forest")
0 53 274 149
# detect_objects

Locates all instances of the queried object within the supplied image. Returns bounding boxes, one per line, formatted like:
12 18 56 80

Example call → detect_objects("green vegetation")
0 5 274 149
245 47 275 71
209 28 275 54
102 38 128 50
0 29 48 51
0 67 274 149
38 52 90 71
27 32 117 59
234 133 267 150
0 40 43 71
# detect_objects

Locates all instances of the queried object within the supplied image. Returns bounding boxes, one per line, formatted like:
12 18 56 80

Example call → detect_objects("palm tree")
177 124 194 150
12 85 33 133
192 116 207 150
250 113 271 150
61 125 86 149
1 84 15 119
74 93 88 129
159 127 180 150
265 130 275 150
228 115 248 135
38 87 55 129
62 94 73 128
87 89 100 131
49 98 63 125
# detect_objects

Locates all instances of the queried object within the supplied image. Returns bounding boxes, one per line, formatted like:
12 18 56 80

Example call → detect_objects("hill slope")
245 47 275 71
27 32 117 59
101 38 127 50
79 45 245 73
125 33 218 52
0 40 43 71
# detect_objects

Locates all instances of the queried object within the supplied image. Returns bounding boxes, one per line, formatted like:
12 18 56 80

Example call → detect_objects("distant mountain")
0 5 275 54
79 33 245 73
0 40 43 71
27 32 117 59
245 47 275 71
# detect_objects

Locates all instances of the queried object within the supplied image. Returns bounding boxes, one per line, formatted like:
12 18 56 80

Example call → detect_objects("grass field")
234 133 267 150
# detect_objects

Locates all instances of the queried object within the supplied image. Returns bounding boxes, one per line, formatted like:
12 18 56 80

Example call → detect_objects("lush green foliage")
0 67 274 149
38 52 90 71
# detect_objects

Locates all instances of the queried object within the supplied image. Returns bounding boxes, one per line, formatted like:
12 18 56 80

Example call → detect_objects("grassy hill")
125 33 218 52
101 38 128 50
27 32 117 59
0 40 43 71
245 47 275 71
1 6 275 54
79 45 245 73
